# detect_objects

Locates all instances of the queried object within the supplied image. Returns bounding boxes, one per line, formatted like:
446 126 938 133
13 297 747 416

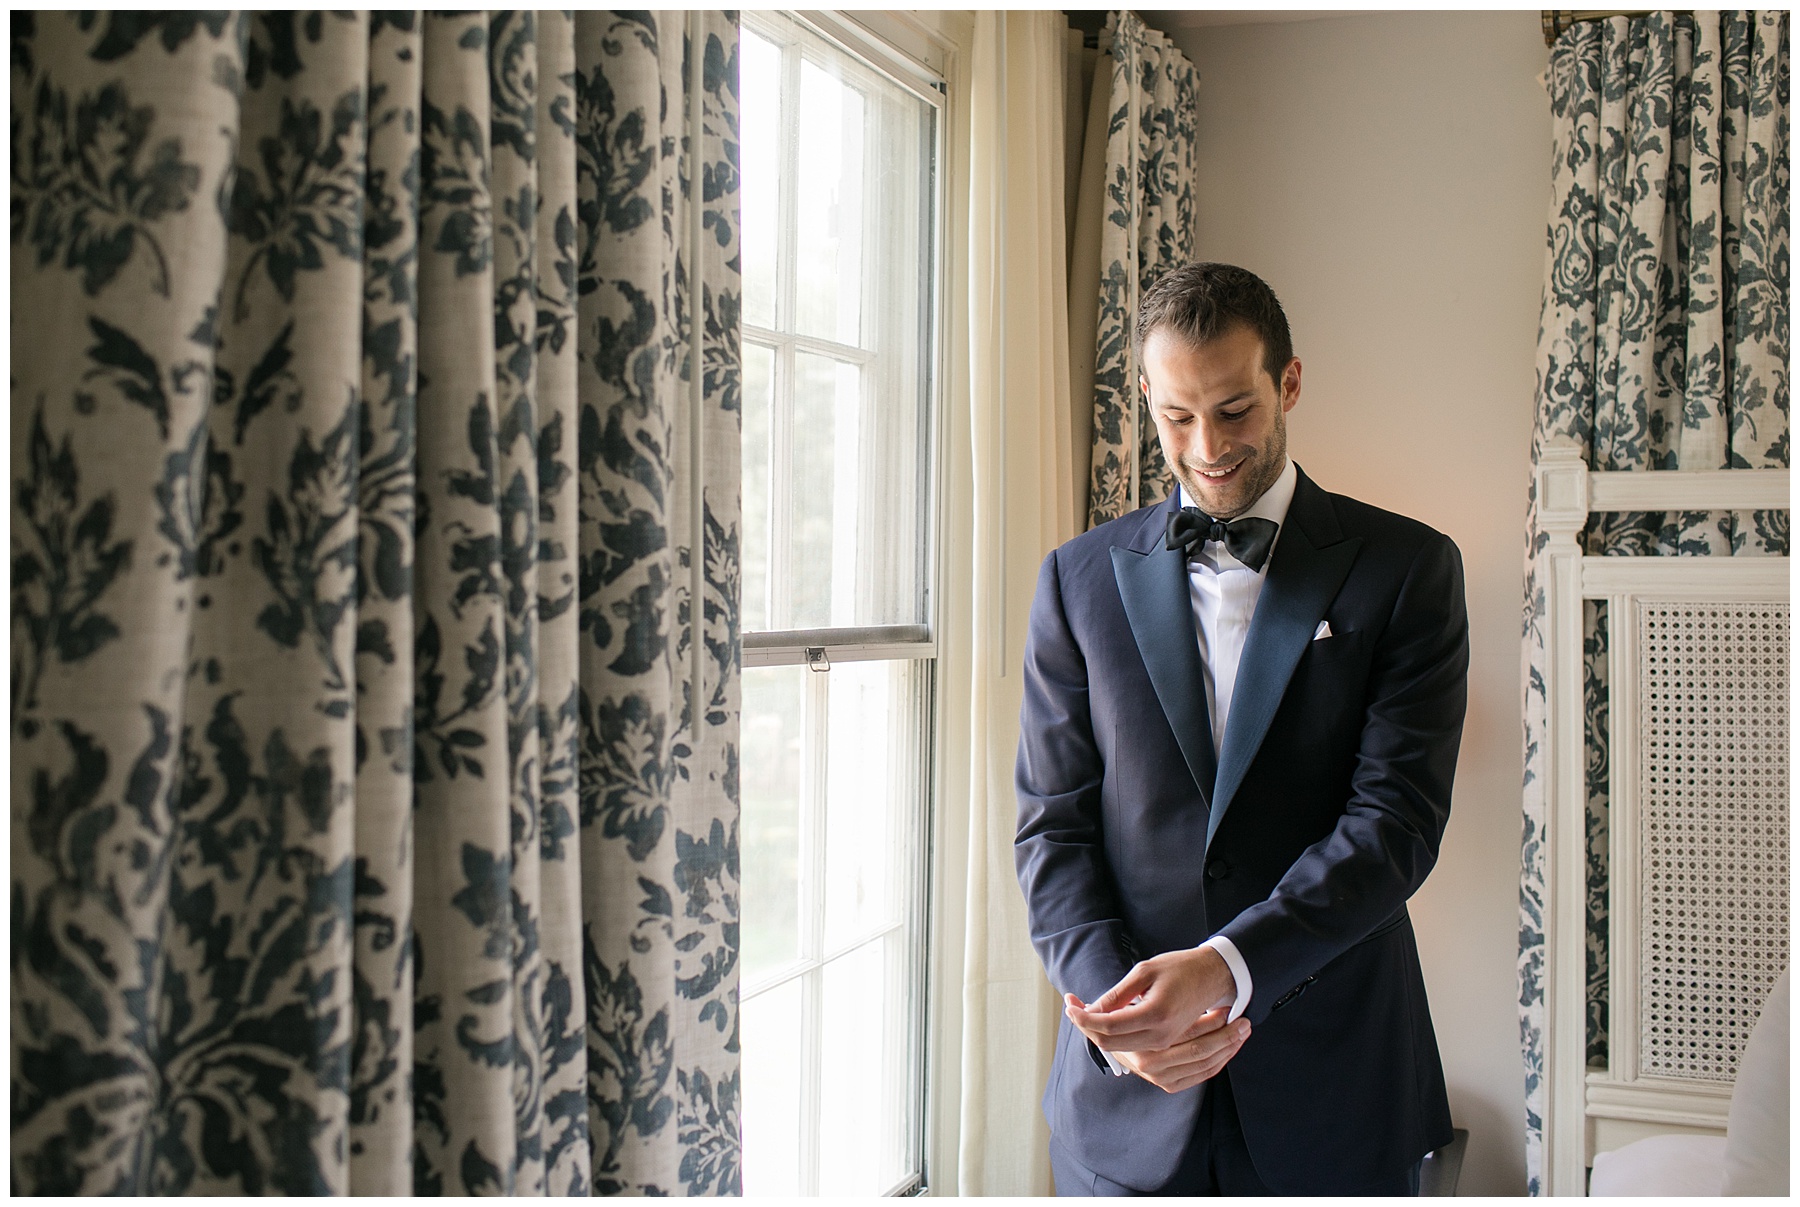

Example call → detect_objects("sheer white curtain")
929 9 1080 1196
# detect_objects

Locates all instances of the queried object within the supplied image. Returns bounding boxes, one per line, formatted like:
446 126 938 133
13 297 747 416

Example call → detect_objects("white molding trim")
835 9 955 76
1589 466 1790 512
1535 442 1790 520
1580 557 1792 596
1593 1114 1728 1156
1604 593 1641 1087
1543 526 1590 1196
799 10 949 102
1585 1075 1733 1129
1535 444 1590 538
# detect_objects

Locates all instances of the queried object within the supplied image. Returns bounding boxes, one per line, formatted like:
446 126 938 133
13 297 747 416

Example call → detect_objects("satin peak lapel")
1208 476 1361 849
1112 536 1216 807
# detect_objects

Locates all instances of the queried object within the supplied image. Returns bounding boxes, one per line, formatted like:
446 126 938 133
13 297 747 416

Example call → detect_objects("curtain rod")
1541 11 1653 47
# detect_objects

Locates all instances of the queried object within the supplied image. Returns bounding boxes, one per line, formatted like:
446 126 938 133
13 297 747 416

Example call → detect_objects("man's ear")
1280 358 1302 414
1139 373 1150 401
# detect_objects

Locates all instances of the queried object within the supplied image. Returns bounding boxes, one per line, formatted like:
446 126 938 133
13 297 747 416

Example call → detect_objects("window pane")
787 352 857 629
737 11 936 633
777 347 926 631
795 58 865 345
818 935 910 1196
740 30 781 329
742 977 805 1197
823 660 912 952
742 341 774 633
742 664 803 981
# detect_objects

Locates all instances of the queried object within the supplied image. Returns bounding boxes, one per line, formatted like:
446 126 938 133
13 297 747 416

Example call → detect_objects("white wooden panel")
1586 1075 1733 1130
1605 594 1642 1084
1580 557 1789 598
1592 1115 1727 1157
1587 467 1789 513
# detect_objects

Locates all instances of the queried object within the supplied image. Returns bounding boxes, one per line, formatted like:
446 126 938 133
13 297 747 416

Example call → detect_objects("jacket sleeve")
1219 531 1469 1025
1013 547 1136 1007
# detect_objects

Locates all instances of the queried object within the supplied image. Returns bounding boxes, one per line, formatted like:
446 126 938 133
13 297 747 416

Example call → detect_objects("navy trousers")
1049 1073 1422 1197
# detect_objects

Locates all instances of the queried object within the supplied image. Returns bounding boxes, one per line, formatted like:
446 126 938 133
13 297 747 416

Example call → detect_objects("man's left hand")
1102 1010 1249 1093
1066 945 1238 1052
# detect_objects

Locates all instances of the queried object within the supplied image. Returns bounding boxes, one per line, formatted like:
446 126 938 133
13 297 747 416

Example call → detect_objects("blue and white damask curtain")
11 11 741 1195
1083 10 1196 528
1518 11 1788 1194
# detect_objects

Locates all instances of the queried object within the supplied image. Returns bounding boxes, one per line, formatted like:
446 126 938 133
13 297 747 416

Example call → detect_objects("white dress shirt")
1100 458 1296 1076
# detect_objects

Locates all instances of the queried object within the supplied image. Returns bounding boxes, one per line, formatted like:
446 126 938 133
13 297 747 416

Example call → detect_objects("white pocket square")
1313 620 1333 641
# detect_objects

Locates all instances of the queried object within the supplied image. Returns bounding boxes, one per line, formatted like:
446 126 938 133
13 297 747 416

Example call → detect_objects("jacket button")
1206 858 1230 881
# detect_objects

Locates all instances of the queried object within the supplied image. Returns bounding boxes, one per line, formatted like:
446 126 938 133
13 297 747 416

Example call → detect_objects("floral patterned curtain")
11 11 741 1195
1518 11 1788 1194
1084 9 1197 527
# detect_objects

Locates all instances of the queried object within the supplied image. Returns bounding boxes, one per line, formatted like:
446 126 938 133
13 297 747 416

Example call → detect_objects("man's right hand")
1065 995 1250 1094
1067 945 1238 1052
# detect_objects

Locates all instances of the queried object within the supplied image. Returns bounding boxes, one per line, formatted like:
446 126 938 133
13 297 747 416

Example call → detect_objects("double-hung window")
737 11 943 1198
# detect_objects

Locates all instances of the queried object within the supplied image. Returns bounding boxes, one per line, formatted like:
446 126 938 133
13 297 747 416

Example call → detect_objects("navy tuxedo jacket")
1014 466 1465 1194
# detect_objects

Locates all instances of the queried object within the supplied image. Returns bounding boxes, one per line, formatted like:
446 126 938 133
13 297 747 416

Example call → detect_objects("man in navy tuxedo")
1015 263 1465 1195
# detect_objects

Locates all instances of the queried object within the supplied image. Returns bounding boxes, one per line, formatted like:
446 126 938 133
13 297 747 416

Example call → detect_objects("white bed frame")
1533 444 1790 1196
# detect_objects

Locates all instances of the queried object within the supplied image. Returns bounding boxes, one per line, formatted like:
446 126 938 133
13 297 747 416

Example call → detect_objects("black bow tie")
1165 507 1279 572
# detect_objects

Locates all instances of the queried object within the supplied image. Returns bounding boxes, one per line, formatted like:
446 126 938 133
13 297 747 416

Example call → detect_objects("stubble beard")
1171 409 1288 521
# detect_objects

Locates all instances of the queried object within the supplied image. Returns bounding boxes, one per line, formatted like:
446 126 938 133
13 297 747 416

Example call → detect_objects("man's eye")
1219 409 1248 422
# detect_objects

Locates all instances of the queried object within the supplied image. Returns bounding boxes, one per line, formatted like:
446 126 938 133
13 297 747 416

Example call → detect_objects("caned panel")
1637 601 1790 1082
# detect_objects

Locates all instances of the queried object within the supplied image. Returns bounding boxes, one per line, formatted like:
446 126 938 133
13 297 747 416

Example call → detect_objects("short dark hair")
1134 262 1294 386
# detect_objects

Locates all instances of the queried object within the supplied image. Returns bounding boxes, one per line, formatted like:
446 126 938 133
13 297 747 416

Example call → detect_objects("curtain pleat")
1518 11 1788 1194
352 14 423 1195
413 12 519 1190
11 11 740 1195
531 12 591 1197
949 11 1075 1196
1066 34 1112 532
1082 11 1197 529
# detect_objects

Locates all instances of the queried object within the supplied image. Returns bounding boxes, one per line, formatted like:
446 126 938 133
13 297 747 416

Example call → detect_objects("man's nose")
1195 418 1232 465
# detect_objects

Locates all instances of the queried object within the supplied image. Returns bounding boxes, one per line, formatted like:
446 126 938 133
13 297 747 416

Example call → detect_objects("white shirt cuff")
1200 935 1253 1022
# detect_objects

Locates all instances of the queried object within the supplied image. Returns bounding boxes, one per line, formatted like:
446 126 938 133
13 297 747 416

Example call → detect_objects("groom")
1015 263 1465 1195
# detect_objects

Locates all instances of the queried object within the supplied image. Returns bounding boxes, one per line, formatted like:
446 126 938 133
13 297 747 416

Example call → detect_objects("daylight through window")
736 11 942 1198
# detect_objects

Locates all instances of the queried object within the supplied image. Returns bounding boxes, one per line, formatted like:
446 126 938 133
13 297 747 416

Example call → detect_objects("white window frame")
738 10 950 1197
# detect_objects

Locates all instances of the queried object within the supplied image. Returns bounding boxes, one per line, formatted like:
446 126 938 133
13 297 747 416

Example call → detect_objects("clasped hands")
1064 945 1250 1094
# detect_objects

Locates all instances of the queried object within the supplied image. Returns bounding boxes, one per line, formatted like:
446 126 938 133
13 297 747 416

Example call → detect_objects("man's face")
1141 322 1301 520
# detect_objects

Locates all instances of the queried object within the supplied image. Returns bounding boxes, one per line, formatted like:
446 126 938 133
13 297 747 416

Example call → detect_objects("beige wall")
1156 11 1550 1195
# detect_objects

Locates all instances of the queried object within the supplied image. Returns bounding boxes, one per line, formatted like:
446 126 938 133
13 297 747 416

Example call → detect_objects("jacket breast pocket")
1302 628 1364 667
